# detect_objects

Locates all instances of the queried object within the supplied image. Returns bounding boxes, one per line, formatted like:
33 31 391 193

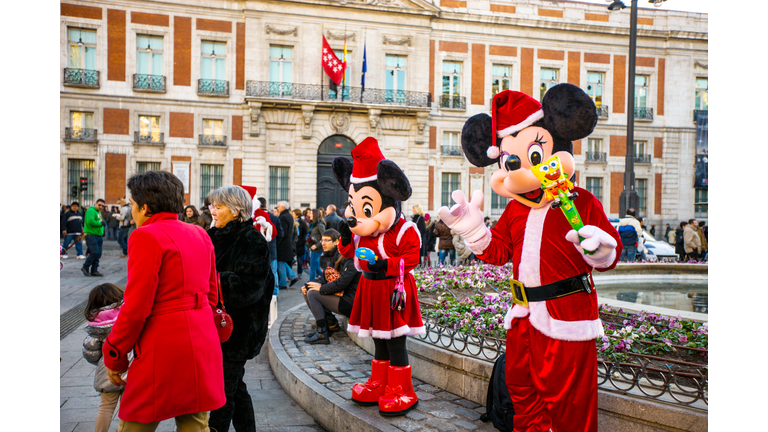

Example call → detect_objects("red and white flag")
322 35 346 86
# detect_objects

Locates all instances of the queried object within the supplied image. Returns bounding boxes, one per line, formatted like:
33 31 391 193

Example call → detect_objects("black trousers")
209 359 255 432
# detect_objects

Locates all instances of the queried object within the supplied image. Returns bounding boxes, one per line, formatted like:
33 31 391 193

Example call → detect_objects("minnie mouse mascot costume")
333 137 425 417
438 83 622 432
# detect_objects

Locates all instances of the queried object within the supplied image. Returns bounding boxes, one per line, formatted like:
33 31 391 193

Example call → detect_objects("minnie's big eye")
363 203 373 218
528 144 543 166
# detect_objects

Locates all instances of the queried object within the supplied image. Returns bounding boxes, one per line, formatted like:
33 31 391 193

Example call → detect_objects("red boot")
378 365 418 416
351 359 389 405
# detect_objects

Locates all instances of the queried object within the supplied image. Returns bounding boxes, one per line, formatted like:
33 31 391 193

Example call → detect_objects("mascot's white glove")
254 216 273 242
437 190 492 256
565 225 617 269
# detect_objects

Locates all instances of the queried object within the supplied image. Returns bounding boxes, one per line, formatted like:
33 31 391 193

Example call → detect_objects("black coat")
424 221 437 255
295 217 308 250
324 212 343 232
209 218 275 361
268 212 283 261
313 248 360 317
277 210 294 263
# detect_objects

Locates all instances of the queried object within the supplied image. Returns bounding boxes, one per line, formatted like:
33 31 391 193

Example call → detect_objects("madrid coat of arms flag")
322 35 346 86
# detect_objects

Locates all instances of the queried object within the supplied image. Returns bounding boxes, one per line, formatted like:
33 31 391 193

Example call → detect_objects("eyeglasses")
320 239 335 243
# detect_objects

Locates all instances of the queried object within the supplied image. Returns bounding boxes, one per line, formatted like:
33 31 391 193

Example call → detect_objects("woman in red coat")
103 171 225 431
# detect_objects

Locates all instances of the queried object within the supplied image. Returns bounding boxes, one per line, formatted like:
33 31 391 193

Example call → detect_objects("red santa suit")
477 188 621 432
339 217 425 339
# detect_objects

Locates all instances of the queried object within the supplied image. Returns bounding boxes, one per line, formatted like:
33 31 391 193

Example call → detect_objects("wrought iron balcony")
133 74 166 93
633 154 652 164
634 107 654 121
245 81 431 108
693 109 708 124
597 106 609 119
134 131 164 145
199 134 227 146
585 152 607 163
64 127 98 142
198 79 230 97
63 68 100 88
441 146 463 157
440 95 466 110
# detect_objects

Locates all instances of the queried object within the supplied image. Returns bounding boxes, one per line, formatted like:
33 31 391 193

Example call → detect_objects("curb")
267 304 401 432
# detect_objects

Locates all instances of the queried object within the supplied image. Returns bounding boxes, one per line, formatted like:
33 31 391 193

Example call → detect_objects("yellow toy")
531 155 574 201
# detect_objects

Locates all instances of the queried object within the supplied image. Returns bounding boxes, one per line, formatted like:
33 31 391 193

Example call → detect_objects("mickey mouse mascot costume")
438 83 622 432
333 137 425 417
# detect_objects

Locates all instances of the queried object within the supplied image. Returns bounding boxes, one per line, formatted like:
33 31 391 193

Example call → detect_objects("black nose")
505 155 521 171
346 216 358 228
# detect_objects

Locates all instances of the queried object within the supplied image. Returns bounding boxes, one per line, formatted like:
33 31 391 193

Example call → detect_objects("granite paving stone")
455 420 480 430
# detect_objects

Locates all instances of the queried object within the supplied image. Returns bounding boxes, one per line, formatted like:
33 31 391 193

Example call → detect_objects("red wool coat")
477 187 622 341
103 213 225 423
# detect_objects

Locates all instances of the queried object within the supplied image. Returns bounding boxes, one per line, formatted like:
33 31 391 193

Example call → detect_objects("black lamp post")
611 0 668 218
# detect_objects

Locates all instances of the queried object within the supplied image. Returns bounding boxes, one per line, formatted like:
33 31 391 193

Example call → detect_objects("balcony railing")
198 79 230 97
133 74 166 93
633 154 652 164
199 134 227 146
64 127 98 142
693 109 708 124
441 146 463 157
440 95 467 110
245 81 431 108
63 68 100 88
597 106 609 119
634 107 654 121
134 131 164 144
585 152 607 163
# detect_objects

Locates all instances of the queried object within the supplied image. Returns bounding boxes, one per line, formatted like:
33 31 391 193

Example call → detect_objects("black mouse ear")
332 157 353 192
461 113 499 167
541 83 598 141
377 160 412 202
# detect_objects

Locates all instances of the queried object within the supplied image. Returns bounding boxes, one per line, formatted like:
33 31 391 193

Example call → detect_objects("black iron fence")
67 159 95 207
633 154 652 164
634 107 654 121
134 131 164 144
199 134 227 146
198 79 229 97
441 146 463 156
440 95 466 110
65 128 98 142
245 81 431 108
133 74 166 92
63 68 100 88
586 152 607 163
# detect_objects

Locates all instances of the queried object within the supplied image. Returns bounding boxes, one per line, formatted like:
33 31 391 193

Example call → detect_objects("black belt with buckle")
363 271 395 281
510 273 594 308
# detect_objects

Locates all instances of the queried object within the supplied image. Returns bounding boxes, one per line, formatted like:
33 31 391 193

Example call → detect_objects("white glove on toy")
565 225 617 269
437 190 492 255
254 216 273 242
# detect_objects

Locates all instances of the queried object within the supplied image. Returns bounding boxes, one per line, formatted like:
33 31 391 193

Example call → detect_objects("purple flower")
679 335 688 344
662 338 672 346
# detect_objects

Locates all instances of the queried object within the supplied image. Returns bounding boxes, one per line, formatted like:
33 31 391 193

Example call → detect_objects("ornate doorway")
317 134 355 209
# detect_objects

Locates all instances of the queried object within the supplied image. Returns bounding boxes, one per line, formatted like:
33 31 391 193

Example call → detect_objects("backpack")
479 353 515 431
617 224 638 247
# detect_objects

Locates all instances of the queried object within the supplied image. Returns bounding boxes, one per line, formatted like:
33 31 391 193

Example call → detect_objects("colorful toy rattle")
355 247 379 265
530 155 594 255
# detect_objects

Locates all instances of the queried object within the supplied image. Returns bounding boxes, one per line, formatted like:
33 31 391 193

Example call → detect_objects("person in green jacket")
82 199 107 277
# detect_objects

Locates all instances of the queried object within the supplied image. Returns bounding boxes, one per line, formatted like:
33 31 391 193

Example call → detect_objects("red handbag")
324 267 344 297
213 273 234 342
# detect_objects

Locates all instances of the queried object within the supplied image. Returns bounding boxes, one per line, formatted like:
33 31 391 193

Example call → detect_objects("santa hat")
237 185 259 212
350 137 385 184
488 90 544 159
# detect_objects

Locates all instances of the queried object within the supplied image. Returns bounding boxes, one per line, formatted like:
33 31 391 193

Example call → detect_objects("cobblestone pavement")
60 239 325 432
280 309 497 432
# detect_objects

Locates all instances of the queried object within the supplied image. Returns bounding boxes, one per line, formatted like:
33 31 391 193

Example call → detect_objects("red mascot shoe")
378 365 418 416
351 359 389 405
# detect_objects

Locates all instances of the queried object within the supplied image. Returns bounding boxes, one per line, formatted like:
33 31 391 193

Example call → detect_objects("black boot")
305 320 330 345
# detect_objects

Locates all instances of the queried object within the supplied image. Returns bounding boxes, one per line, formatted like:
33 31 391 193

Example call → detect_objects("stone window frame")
267 44 297 86
581 63 611 110
488 62 515 99
63 104 101 136
127 25 170 78
193 31 233 90
200 116 228 140
537 62 563 102
633 66 656 112
61 20 103 74
440 54 468 100
136 112 164 143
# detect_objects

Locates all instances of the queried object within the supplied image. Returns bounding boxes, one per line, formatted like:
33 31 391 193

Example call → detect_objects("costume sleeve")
102 229 161 372
579 190 622 271
385 226 421 277
338 235 356 259
221 231 273 307
475 202 515 266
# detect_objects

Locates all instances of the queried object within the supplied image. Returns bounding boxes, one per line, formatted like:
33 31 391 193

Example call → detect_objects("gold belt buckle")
510 279 529 308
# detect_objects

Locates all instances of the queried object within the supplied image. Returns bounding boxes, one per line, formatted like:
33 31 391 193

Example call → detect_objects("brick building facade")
60 0 708 227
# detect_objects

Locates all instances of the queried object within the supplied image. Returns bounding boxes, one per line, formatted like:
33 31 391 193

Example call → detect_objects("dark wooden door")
316 135 355 209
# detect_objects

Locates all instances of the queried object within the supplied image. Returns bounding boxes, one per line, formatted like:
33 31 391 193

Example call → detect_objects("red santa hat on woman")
349 137 386 184
237 185 275 242
487 90 544 159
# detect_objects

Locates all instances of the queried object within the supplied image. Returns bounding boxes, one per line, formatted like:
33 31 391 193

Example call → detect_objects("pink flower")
679 335 688 344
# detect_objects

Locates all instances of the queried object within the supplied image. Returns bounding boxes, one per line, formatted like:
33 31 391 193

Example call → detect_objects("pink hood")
87 304 122 327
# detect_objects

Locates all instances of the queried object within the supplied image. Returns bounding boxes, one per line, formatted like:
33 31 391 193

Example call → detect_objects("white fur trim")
518 206 548 287
497 109 544 138
487 146 500 159
349 324 425 339
350 174 378 184
353 235 362 272
397 222 422 248
503 303 604 341
378 234 389 260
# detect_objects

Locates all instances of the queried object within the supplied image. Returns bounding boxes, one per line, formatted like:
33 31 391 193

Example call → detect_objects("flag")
361 42 367 92
321 35 345 86
343 35 348 89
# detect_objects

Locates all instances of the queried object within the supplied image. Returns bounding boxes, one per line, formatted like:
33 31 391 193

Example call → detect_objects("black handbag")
390 258 406 311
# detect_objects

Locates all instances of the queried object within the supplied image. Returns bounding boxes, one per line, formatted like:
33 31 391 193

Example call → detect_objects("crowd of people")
618 208 708 262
